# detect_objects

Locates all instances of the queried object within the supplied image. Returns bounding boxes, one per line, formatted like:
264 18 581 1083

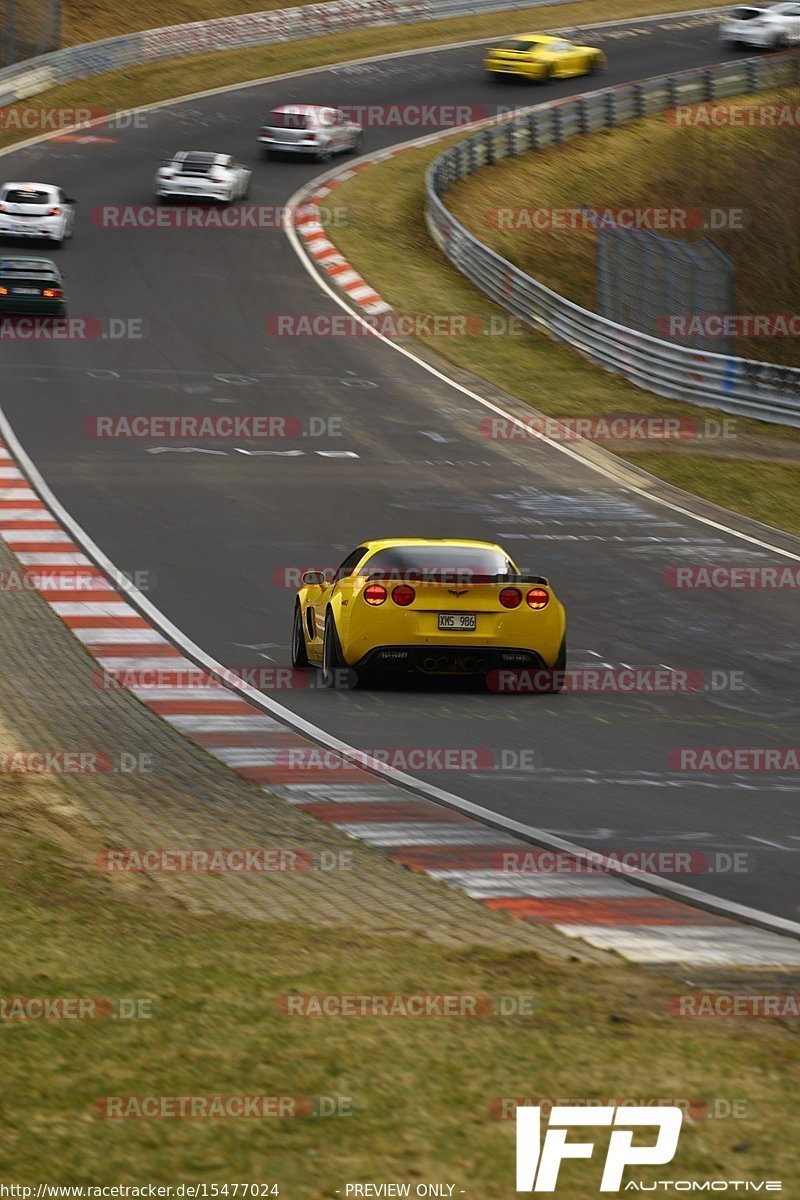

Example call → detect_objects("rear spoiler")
363 572 550 586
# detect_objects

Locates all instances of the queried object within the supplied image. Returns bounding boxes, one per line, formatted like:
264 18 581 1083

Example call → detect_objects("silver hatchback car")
258 105 363 162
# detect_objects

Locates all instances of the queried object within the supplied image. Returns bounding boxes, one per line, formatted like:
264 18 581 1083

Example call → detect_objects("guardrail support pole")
605 89 616 127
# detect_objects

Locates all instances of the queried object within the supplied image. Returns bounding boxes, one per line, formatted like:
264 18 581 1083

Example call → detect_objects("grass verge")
326 133 800 535
2 811 799 1189
446 86 800 367
64 0 315 47
1 0 733 152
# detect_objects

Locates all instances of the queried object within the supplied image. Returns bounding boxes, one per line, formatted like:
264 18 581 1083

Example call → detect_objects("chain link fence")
596 224 736 355
0 0 61 67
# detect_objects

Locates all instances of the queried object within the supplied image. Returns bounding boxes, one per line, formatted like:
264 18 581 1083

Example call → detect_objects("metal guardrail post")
605 89 616 127
577 96 589 133
528 110 539 148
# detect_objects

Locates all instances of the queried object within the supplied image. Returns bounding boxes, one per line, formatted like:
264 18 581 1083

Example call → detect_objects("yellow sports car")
291 538 566 688
484 34 606 81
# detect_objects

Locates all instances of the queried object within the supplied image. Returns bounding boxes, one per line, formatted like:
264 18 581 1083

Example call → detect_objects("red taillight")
499 587 522 609
0 204 5 212
42 288 62 298
49 207 60 215
0 286 7 295
392 584 415 607
526 587 549 609
364 583 387 606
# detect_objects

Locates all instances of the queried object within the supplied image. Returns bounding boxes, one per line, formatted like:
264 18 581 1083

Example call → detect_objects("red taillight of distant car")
392 585 415 607
42 288 62 298
364 583 387 606
499 587 522 609
526 587 549 609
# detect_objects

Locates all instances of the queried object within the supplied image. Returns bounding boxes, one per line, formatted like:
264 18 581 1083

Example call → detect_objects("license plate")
438 613 476 631
13 287 39 294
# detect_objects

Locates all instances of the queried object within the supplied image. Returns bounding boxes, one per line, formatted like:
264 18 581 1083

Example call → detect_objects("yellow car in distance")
292 538 566 690
484 34 606 82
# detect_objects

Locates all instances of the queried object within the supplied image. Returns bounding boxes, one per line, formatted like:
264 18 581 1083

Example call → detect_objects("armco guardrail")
425 53 800 427
0 0 582 107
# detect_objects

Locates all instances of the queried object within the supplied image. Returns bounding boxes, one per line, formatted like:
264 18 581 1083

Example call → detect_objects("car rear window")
268 111 309 129
729 6 766 15
178 160 216 175
361 545 514 584
0 260 57 273
494 39 540 51
2 189 50 204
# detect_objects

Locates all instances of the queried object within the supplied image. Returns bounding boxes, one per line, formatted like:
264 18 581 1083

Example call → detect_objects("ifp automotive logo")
515 1105 683 1192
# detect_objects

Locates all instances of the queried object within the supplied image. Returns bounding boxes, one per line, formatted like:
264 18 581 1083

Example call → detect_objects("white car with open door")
0 183 76 247
258 105 363 161
155 151 251 203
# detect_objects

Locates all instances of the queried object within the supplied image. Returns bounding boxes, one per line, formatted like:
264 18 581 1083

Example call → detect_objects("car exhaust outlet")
423 657 437 670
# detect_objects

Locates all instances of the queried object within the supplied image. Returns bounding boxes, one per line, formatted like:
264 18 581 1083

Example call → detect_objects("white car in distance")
258 105 363 161
0 182 76 247
155 152 252 203
719 2 800 47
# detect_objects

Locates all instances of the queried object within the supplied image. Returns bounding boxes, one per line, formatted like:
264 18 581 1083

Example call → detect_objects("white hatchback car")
720 2 800 47
258 105 363 161
155 151 251 203
0 182 76 246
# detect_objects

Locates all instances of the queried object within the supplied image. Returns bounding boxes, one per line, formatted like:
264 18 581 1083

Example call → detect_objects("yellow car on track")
291 538 566 689
484 34 606 82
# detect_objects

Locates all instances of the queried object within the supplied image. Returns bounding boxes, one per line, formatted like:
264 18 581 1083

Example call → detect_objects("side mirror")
301 570 327 587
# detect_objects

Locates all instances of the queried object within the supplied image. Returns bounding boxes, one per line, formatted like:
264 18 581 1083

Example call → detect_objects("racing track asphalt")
1 14 798 921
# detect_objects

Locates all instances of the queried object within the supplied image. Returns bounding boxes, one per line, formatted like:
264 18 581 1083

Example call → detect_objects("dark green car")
0 256 67 317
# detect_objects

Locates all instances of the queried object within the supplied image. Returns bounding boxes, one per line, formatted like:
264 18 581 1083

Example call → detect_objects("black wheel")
350 132 364 155
291 602 309 669
316 146 333 163
542 635 567 693
322 611 358 689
